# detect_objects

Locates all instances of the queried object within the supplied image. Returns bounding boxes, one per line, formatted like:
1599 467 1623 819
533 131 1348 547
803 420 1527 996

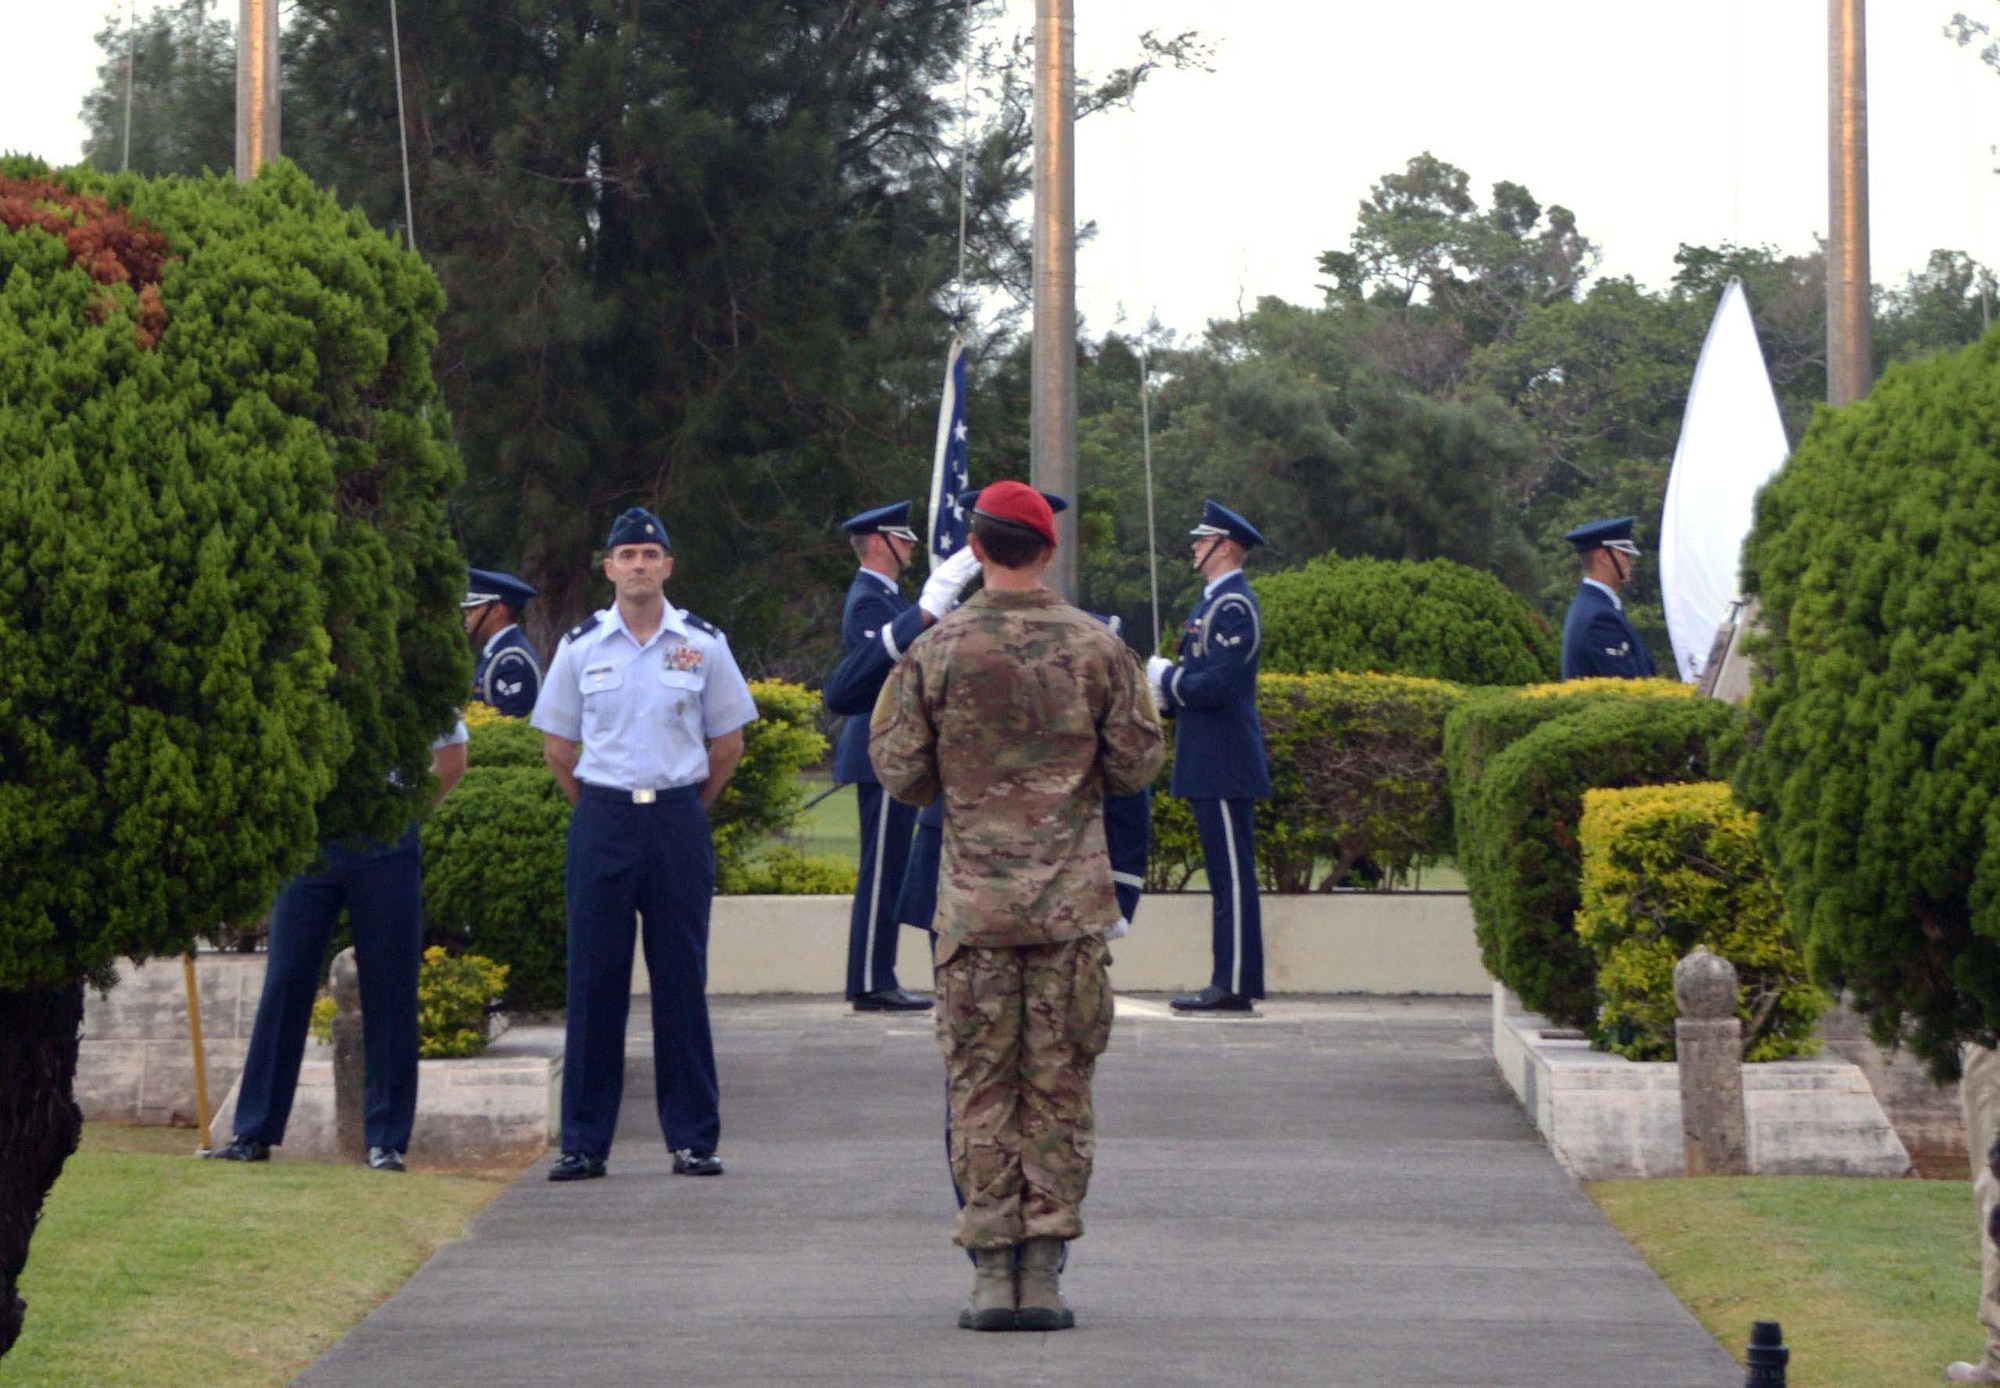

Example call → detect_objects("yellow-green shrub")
309 947 509 1058
1577 783 1822 1060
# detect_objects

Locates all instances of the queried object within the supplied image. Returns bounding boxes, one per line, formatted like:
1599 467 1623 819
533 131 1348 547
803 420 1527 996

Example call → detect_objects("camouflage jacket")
869 586 1166 948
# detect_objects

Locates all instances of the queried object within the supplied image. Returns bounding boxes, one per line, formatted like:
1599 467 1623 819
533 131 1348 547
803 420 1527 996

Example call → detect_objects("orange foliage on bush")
0 176 171 347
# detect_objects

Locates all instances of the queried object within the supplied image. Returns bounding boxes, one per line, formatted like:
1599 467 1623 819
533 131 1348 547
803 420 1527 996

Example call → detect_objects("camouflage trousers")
935 933 1114 1249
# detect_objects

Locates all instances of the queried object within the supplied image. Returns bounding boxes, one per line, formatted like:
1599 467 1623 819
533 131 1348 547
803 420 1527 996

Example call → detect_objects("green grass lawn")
0 1124 512 1388
1590 1175 1980 1386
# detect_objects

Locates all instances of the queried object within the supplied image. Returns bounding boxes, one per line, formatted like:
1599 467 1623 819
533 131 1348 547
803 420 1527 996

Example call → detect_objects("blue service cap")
1190 498 1264 548
841 500 918 539
1563 516 1640 555
462 567 536 609
960 485 1070 515
605 507 670 551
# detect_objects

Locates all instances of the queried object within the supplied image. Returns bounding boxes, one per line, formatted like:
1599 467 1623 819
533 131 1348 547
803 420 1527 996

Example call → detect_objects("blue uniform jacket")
1559 583 1657 680
822 572 929 786
473 624 543 718
1156 572 1272 800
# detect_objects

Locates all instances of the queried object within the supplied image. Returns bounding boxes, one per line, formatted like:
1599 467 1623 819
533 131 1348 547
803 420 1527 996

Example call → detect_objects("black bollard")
1744 1320 1787 1386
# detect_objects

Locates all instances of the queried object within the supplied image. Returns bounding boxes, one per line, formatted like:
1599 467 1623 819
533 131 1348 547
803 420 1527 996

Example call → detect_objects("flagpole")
1031 0 1078 599
235 0 279 181
1827 0 1872 406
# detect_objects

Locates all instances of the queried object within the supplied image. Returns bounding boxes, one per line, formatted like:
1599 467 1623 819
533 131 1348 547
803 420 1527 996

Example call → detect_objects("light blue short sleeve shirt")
532 604 759 792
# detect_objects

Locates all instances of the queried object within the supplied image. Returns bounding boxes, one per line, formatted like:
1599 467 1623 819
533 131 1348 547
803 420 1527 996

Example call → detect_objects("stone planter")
1492 984 1911 1180
204 1025 563 1169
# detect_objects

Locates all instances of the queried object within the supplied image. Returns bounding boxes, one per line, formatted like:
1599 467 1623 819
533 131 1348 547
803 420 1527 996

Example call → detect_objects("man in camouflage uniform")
870 480 1165 1333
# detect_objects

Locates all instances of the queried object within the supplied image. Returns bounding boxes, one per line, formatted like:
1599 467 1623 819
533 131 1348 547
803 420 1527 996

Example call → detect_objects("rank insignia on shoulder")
683 613 720 638
668 645 706 673
567 612 604 642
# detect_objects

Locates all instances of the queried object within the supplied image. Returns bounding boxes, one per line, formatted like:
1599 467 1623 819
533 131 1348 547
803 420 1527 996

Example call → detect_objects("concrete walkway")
299 996 1740 1386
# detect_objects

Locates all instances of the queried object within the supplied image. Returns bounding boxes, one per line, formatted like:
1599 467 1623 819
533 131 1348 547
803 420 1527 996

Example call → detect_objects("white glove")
1145 655 1173 708
1104 916 1130 942
919 546 981 620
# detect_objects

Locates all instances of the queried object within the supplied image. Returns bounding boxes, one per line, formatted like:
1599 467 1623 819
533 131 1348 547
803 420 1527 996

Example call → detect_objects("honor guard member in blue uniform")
1147 499 1272 1013
211 718 469 1171
1559 516 1657 680
531 507 759 1181
821 500 978 1010
462 567 544 717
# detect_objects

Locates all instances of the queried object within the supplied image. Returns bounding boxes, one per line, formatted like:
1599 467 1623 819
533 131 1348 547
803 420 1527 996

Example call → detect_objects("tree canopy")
1740 330 2000 1074
0 159 466 992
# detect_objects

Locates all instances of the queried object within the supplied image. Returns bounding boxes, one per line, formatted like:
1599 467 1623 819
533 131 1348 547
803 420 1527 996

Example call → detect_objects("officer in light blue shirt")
531 506 758 1182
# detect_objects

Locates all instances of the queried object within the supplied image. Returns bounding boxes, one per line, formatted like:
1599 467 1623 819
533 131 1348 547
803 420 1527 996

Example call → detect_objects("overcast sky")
7 1 1999 339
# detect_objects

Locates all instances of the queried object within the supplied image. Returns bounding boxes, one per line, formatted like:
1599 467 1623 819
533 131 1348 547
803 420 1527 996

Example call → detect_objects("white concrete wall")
649 891 1492 996
78 954 265 1126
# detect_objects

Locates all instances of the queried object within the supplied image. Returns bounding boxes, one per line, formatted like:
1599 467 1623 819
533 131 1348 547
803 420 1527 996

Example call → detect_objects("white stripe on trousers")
863 787 892 993
1219 803 1243 995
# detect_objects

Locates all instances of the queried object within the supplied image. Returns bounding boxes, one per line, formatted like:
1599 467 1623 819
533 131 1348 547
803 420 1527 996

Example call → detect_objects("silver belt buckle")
632 788 657 805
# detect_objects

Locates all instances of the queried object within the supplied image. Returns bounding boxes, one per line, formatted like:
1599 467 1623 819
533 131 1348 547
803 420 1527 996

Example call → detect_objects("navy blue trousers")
1193 798 1264 998
234 827 422 1152
563 785 720 1158
848 782 918 997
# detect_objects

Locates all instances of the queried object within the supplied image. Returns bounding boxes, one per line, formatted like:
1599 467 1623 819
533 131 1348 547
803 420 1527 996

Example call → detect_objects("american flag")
927 334 970 571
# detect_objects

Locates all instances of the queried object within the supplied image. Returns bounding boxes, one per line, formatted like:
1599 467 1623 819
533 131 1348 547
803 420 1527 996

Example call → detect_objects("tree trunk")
0 983 84 1360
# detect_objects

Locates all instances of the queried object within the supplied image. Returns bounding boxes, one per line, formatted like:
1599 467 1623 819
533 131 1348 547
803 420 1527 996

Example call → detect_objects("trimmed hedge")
462 702 543 769
1445 678 1696 886
1577 783 1822 1060
422 764 569 1012
711 680 828 878
1458 693 1744 1028
1255 553 1558 686
1149 672 1469 891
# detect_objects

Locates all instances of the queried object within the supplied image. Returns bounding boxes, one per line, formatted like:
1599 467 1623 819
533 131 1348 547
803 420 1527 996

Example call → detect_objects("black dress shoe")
205 1136 271 1162
1170 986 1255 1013
366 1146 406 1172
548 1151 606 1182
852 987 934 1012
671 1148 724 1176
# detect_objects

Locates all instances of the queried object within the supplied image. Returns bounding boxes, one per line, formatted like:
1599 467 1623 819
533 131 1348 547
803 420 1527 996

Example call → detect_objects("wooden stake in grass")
182 954 211 1154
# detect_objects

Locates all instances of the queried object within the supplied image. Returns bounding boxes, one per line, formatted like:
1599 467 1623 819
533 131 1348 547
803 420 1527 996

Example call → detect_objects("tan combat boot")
1014 1237 1075 1331
957 1246 1018 1331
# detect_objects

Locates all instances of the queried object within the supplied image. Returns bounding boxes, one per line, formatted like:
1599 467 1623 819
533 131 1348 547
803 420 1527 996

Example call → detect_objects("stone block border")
1491 984 1911 1180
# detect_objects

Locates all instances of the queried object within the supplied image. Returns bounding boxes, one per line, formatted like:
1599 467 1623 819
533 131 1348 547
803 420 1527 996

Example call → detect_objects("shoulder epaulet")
565 612 604 643
683 613 721 638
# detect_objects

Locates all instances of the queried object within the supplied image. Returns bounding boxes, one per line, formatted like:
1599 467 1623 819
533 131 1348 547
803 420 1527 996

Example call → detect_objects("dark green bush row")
1451 688 1744 1028
1149 672 1468 892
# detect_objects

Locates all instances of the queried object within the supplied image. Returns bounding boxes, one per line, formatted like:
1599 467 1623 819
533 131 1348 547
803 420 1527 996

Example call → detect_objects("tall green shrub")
1740 331 2000 1072
1461 694 1743 1028
711 681 829 880
0 160 463 1357
1577 783 1822 1061
1255 553 1558 686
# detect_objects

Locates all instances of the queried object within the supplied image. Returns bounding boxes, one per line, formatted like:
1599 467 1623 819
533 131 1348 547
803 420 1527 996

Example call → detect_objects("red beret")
971 479 1058 549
